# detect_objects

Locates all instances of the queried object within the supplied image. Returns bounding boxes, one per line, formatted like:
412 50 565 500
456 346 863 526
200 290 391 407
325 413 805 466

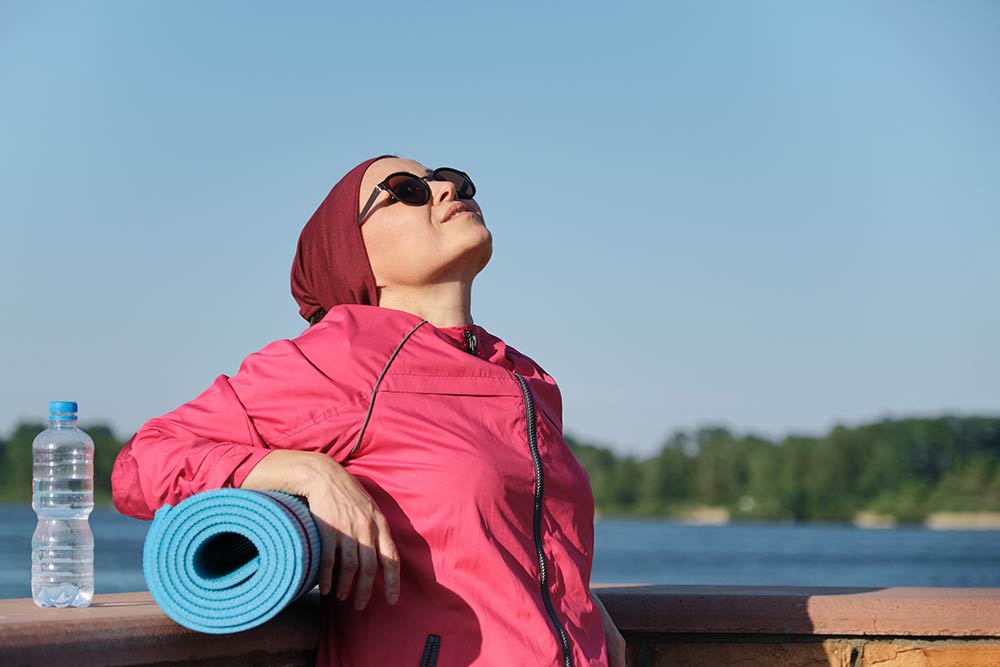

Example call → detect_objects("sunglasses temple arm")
357 187 382 225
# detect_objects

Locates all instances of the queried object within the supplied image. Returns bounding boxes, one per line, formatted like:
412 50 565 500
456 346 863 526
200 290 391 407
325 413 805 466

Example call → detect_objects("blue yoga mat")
143 488 321 634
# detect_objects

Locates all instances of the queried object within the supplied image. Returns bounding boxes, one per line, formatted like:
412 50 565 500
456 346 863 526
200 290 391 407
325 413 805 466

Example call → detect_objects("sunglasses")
358 167 476 224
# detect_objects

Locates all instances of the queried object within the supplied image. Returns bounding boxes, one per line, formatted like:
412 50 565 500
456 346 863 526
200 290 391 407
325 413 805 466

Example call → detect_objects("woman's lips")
441 203 473 223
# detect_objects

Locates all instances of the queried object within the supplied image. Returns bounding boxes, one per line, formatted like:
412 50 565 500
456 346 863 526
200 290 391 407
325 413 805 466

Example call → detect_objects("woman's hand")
239 450 400 610
592 590 626 667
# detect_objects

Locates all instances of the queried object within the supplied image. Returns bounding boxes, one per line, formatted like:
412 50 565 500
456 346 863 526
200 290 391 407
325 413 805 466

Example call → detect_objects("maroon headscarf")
290 154 396 322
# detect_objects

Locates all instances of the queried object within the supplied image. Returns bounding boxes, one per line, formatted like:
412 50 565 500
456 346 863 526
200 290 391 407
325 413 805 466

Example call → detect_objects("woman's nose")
431 179 458 205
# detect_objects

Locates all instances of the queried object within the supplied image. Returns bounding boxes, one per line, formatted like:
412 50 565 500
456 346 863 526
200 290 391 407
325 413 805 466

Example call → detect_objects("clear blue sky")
2 1 998 455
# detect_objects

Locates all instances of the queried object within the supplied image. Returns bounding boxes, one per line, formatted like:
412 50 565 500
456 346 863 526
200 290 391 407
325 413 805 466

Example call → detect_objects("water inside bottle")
32 416 95 608
31 582 94 608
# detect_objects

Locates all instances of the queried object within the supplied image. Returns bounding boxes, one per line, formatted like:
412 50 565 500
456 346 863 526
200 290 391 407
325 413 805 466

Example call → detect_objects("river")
2 504 998 599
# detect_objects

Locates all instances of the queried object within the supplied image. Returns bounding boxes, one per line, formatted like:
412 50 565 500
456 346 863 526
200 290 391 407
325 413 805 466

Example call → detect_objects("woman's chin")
461 232 493 275
425 239 493 283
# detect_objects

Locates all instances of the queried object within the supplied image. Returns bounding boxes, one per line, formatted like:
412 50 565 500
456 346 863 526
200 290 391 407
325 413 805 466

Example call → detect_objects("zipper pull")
464 329 478 356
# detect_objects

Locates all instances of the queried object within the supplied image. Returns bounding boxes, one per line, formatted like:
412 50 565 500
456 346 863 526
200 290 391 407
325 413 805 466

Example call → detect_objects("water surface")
2 504 998 599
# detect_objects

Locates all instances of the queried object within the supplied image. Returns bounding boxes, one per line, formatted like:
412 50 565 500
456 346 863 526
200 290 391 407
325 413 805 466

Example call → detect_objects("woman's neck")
377 281 474 328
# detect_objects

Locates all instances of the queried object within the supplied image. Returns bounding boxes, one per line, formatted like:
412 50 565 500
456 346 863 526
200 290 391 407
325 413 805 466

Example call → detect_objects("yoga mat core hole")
193 532 259 578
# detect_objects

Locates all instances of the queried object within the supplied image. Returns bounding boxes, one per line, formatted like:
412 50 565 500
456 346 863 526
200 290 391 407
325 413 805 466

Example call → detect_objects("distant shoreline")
923 511 1000 530
855 510 1000 530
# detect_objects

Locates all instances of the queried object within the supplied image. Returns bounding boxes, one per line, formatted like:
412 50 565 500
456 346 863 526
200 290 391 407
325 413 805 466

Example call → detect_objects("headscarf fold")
290 154 396 322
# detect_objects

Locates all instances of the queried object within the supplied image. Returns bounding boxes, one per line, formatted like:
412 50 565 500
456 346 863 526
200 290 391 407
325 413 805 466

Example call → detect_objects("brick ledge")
590 584 1000 637
2 585 1000 666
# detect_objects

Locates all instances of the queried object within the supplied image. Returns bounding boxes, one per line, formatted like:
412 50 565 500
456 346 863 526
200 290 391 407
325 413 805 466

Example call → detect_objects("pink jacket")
112 304 607 666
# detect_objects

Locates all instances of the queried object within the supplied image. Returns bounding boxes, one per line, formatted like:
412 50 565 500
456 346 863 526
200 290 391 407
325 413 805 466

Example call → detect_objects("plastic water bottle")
31 401 95 607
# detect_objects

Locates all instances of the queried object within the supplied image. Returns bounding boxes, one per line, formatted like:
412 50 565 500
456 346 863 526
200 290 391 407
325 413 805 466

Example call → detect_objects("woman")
112 155 625 666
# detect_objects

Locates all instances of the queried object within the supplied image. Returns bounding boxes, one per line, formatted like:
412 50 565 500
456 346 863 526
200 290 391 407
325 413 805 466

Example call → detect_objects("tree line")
568 416 1000 522
2 415 998 523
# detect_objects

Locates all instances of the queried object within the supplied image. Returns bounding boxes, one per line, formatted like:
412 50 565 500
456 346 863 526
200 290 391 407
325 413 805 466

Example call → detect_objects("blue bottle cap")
48 401 78 419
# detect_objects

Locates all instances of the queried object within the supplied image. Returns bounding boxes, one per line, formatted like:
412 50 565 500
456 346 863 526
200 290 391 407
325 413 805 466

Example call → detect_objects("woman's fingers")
335 532 360 602
239 452 400 605
334 514 391 611
375 513 401 605
272 453 400 607
317 523 339 596
352 520 379 610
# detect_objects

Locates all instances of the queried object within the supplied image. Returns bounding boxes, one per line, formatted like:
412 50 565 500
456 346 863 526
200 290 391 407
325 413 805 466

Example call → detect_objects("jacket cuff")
228 447 275 489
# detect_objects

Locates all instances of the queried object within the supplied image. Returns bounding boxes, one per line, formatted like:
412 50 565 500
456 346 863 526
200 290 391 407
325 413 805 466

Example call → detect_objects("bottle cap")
48 401 78 420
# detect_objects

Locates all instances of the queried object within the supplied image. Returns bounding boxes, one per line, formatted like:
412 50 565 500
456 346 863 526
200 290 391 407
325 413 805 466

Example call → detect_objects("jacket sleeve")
111 370 275 520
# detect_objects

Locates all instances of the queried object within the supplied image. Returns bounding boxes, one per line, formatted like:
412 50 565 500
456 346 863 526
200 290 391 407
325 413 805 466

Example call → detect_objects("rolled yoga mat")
143 488 321 634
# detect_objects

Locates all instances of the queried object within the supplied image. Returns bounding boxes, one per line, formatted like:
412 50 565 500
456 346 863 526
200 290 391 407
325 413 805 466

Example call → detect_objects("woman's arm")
111 334 366 518
239 450 399 610
592 590 626 667
111 373 274 519
110 332 397 608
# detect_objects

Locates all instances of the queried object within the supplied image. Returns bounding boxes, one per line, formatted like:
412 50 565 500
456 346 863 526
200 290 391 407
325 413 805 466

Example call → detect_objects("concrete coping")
0 590 321 666
590 584 1000 637
2 585 999 664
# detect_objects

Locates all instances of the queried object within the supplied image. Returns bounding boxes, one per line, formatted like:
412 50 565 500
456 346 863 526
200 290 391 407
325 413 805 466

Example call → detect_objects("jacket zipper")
419 634 441 667
463 329 478 356
513 373 574 667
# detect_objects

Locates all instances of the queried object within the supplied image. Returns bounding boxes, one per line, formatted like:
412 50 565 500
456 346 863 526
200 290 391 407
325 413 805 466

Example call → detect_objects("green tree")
1 422 44 502
926 452 1000 512
639 432 697 514
739 436 789 520
84 423 126 503
774 436 818 521
692 427 747 506
566 435 618 513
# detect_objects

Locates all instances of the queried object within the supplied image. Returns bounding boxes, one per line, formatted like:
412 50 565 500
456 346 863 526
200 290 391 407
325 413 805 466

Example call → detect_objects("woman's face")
358 157 492 293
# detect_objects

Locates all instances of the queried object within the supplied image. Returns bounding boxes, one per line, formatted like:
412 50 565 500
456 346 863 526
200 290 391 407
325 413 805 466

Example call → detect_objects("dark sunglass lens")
387 174 430 205
435 168 476 199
